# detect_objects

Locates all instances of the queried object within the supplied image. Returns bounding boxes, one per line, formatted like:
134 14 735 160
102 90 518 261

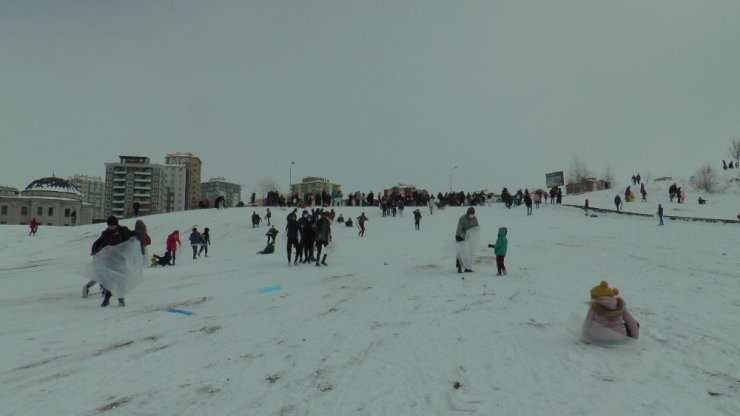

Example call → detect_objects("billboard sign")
546 171 564 188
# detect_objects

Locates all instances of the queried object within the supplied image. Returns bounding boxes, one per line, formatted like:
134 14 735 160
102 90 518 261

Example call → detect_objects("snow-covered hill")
1 189 738 415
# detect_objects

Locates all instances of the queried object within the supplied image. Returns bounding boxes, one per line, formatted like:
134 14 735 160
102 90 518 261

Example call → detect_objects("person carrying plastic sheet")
455 207 479 274
87 216 141 307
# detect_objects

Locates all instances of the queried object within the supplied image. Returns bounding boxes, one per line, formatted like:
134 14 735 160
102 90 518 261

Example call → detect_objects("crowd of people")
73 181 647 346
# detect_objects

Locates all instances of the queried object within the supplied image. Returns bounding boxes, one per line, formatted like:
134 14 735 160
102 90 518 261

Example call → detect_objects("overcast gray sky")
2 0 740 195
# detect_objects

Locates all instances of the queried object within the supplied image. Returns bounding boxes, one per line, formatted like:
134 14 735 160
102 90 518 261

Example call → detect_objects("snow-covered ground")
1 180 738 416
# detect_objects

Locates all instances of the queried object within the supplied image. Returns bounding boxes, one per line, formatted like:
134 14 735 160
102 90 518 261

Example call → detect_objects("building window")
38 206 43 216
65 208 71 217
48 207 54 216
21 206 28 216
0 206 7 215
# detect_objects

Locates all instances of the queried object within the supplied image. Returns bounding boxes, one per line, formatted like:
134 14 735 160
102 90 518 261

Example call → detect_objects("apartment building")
164 152 201 210
201 177 242 208
68 174 105 219
104 156 166 218
290 177 341 200
163 164 187 212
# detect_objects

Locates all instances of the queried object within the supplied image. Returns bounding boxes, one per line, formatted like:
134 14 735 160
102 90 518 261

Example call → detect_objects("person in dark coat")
189 228 203 259
198 227 210 257
357 212 368 236
614 194 622 212
524 191 533 216
152 251 172 267
87 216 139 307
413 209 422 230
257 242 275 255
314 212 332 266
301 214 316 263
286 212 302 264
252 212 261 228
657 204 664 226
266 225 279 244
133 201 141 217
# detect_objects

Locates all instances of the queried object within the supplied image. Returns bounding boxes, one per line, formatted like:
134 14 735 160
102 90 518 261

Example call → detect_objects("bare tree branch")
567 156 592 184
729 138 740 163
693 163 718 193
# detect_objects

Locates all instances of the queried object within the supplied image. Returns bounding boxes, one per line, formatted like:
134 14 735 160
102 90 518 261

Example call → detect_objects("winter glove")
455 236 464 242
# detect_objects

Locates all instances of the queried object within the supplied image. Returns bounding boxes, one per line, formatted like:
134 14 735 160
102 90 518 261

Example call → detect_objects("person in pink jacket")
582 280 640 343
166 230 181 265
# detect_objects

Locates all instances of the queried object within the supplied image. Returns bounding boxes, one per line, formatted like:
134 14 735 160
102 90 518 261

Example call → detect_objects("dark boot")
101 289 111 307
118 298 125 307
321 254 327 266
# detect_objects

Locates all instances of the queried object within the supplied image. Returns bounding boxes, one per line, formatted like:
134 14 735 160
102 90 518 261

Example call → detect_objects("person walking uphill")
166 230 181 265
488 227 508 276
199 227 210 257
455 207 479 274
189 228 203 259
134 220 151 253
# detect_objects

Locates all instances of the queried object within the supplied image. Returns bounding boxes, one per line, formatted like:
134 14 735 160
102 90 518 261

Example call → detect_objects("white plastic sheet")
455 227 480 270
80 239 145 298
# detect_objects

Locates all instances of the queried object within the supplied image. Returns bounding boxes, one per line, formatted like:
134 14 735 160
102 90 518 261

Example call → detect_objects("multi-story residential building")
104 156 166 218
163 164 187 212
68 174 105 219
164 152 201 210
383 183 419 200
201 177 242 208
290 177 341 200
0 177 93 226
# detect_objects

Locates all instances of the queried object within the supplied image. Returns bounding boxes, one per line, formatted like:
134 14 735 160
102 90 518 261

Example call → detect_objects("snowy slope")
1 185 739 416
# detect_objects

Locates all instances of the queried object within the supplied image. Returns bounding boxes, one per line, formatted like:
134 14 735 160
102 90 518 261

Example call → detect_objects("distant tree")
257 178 280 198
693 163 718 193
602 165 615 187
567 156 592 184
729 138 740 164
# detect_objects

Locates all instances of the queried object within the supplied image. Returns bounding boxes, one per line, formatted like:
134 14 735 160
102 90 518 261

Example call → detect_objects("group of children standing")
150 227 211 266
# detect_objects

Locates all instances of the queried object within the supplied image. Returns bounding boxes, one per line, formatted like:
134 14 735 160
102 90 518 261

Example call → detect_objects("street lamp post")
289 161 295 205
450 165 458 194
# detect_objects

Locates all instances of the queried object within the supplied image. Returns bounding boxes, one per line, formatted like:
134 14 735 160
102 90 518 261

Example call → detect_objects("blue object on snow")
258 284 283 294
166 307 195 316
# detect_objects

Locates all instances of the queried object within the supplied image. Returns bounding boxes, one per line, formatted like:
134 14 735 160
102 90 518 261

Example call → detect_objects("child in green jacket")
488 227 508 276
